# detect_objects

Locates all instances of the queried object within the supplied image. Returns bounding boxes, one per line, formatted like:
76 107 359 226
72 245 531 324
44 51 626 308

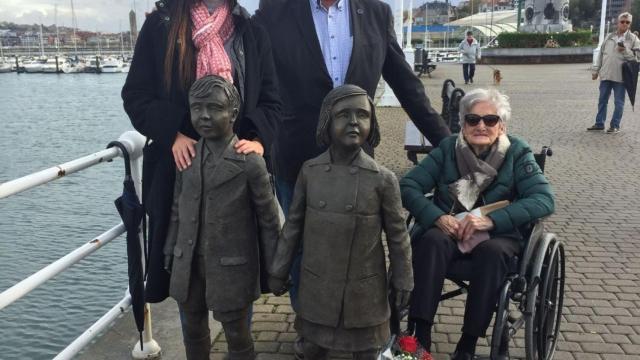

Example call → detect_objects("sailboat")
24 24 47 73
63 0 86 73
119 23 130 73
0 44 12 73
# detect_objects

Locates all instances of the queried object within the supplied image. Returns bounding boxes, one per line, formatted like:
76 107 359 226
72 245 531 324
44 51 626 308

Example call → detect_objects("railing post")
116 131 163 359
132 304 162 358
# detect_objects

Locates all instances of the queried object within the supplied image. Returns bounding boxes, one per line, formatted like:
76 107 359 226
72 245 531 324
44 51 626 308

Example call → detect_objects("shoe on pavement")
293 336 304 360
606 127 621 134
587 124 605 131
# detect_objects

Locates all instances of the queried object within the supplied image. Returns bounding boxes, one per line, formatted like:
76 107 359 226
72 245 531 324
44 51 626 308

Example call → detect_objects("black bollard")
15 57 21 74
96 56 101 74
55 55 59 73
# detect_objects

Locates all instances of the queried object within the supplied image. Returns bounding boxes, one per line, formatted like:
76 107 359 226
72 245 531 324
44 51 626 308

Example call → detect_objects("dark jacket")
121 0 281 302
271 150 413 329
254 0 451 182
164 137 280 312
400 135 555 240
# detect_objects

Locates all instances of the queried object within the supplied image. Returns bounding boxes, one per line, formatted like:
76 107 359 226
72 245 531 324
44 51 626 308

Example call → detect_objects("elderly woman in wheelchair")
399 89 556 360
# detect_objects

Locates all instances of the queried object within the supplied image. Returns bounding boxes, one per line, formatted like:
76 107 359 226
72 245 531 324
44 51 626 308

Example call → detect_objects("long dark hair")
163 0 198 92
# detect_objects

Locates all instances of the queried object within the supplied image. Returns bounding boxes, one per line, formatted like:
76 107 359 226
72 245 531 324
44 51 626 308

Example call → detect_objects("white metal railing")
0 223 125 310
0 131 161 359
0 147 120 199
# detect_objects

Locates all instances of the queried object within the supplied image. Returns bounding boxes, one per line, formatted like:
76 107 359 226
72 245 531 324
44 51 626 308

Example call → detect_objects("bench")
414 48 437 77
404 79 465 165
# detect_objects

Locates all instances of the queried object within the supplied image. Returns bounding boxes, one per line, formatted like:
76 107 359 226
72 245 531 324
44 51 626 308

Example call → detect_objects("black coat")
122 0 281 302
254 0 451 182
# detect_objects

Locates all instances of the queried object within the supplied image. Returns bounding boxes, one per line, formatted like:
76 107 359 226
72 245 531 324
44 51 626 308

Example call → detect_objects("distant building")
413 1 455 25
129 10 138 43
479 0 514 13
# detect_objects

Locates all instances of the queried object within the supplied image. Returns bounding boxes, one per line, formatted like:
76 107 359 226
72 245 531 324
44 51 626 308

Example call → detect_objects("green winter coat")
400 135 554 239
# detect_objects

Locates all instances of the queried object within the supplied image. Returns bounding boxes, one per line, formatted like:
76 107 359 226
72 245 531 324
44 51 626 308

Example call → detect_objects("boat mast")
55 4 60 55
39 24 45 58
97 30 102 56
120 22 125 59
70 0 78 56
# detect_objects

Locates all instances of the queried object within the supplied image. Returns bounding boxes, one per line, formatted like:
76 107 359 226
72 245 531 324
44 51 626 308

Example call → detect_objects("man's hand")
435 214 460 238
592 73 598 81
235 139 264 156
618 45 626 53
268 276 288 296
394 289 411 311
456 214 495 242
172 132 197 171
164 255 173 274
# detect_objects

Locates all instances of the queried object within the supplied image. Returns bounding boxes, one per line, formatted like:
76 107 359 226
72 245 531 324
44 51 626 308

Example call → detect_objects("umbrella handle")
107 141 132 179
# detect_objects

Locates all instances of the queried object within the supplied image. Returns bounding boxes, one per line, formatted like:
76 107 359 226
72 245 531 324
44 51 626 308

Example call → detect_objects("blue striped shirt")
309 0 353 87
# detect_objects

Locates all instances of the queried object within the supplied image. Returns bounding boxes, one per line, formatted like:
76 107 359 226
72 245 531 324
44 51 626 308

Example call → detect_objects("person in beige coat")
269 85 413 359
588 12 640 134
164 75 280 360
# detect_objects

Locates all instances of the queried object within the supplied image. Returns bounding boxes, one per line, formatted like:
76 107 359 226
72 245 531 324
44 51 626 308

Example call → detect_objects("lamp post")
593 0 608 66
404 0 416 73
378 0 404 107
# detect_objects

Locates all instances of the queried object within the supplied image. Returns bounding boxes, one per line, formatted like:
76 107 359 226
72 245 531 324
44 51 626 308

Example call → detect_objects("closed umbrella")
622 60 639 110
109 141 146 350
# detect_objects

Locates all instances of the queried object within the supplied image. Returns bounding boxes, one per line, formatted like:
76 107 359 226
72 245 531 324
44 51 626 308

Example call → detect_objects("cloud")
0 0 461 32
0 0 151 32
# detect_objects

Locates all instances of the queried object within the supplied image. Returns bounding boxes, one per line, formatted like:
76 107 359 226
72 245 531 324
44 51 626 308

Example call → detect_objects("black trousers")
409 227 521 337
462 63 476 83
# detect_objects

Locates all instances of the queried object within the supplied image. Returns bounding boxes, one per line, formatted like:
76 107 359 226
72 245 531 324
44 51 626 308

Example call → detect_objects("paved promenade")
83 63 640 359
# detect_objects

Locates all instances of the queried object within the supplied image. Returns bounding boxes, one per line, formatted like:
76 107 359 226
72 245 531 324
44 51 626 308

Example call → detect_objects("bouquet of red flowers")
393 335 433 360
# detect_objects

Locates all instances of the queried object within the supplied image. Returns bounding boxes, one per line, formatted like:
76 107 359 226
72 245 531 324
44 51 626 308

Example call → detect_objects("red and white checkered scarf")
191 1 235 82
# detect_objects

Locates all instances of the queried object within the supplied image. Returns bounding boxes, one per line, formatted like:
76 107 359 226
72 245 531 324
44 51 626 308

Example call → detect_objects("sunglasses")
620 20 631 24
464 114 501 127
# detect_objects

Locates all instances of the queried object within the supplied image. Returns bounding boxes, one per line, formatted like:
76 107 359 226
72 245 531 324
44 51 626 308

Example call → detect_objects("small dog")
493 69 502 85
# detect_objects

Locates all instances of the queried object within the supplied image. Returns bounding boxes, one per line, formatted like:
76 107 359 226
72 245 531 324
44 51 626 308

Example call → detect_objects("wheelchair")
390 146 565 360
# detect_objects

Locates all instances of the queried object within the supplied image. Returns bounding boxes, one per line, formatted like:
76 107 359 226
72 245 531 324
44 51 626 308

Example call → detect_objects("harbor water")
0 73 133 359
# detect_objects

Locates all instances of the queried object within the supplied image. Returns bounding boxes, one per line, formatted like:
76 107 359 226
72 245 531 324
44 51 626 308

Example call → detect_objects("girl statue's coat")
270 148 413 350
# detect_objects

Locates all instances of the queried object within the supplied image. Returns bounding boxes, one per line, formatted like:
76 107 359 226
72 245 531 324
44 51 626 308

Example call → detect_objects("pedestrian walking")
458 31 481 85
588 12 640 134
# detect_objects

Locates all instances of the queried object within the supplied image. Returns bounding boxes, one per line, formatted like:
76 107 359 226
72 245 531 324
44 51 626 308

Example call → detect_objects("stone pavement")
213 63 640 360
83 63 640 359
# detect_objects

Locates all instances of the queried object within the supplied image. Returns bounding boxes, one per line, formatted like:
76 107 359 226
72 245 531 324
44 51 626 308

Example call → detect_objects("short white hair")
459 88 511 125
619 12 632 22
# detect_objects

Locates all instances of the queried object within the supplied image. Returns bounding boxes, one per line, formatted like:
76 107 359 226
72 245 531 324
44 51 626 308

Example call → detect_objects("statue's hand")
164 255 173 274
268 276 288 296
394 289 411 311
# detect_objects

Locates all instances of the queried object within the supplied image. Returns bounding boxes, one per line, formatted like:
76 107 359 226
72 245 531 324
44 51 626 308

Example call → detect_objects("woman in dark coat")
121 0 280 304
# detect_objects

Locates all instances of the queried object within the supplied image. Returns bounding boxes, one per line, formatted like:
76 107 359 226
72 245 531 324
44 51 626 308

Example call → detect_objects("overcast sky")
0 0 462 33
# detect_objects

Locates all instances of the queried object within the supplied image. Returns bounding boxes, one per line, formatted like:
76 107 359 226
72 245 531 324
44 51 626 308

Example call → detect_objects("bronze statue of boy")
164 75 280 360
269 85 414 359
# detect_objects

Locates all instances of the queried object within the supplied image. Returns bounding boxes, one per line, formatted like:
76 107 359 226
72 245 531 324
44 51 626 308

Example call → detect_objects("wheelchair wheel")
536 240 565 359
524 236 565 360
490 279 512 358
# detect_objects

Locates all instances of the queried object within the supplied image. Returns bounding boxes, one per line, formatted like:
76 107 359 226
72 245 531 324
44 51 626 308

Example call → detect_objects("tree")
456 0 482 19
631 0 640 33
570 0 599 29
